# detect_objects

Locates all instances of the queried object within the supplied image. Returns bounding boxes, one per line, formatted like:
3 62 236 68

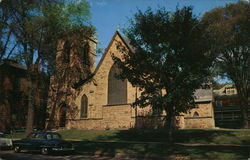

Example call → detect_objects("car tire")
41 147 49 155
14 146 21 153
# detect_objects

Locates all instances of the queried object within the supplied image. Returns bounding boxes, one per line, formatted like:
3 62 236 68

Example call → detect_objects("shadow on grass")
71 128 250 159
72 141 250 159
94 129 240 144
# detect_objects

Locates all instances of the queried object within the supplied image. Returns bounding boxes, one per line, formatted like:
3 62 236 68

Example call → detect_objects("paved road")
0 151 114 160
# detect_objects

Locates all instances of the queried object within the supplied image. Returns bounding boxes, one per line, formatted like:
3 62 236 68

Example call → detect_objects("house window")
193 111 199 117
216 100 222 107
108 63 127 105
81 94 88 118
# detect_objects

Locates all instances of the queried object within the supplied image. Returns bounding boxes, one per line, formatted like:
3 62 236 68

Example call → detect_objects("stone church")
46 31 215 130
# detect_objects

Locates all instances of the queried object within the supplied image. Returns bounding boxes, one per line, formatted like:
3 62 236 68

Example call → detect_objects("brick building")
213 84 248 128
46 31 215 130
0 60 48 132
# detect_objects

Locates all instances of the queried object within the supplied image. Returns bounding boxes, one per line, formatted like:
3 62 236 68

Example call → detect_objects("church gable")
94 31 132 76
92 31 132 106
47 30 215 130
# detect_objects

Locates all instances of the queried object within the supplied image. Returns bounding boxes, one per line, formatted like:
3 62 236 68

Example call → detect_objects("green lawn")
6 129 250 159
7 128 250 144
72 141 250 160
57 128 250 145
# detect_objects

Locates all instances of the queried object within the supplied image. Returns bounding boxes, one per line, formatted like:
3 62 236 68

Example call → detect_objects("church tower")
46 34 97 129
56 36 96 77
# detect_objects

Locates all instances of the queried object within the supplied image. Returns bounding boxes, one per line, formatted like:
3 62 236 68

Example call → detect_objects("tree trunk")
237 89 249 129
166 107 174 142
45 97 57 130
25 66 40 136
241 107 249 129
25 86 34 136
45 77 62 130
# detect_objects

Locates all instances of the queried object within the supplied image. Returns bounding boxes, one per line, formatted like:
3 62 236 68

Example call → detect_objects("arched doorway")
59 104 67 127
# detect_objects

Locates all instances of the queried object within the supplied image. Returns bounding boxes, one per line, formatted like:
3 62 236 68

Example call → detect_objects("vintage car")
0 132 13 149
13 132 74 154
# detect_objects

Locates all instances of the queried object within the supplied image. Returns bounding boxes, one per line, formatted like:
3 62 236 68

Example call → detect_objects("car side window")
28 133 36 139
52 134 61 139
47 134 52 140
35 134 44 140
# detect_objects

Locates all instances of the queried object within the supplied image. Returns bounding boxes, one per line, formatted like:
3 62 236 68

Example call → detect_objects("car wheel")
14 146 21 153
41 147 49 155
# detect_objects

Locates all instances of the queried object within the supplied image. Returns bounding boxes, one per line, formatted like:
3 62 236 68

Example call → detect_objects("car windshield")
46 133 61 140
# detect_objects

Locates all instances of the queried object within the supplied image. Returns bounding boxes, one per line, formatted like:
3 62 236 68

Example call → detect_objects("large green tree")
203 2 250 128
0 0 95 134
0 1 17 61
113 7 214 140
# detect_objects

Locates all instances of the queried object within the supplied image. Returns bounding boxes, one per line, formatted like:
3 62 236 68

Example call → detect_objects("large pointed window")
108 64 127 105
81 95 88 118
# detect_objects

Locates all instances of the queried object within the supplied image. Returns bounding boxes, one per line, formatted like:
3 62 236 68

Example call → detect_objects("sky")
88 0 237 63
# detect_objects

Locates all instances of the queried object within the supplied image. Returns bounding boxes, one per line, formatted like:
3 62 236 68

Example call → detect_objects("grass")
6 128 250 144
6 129 250 159
71 141 250 160
55 128 250 145
6 131 26 139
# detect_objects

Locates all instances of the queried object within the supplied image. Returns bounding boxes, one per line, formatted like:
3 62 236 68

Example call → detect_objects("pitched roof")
93 31 134 75
194 88 213 102
0 60 27 71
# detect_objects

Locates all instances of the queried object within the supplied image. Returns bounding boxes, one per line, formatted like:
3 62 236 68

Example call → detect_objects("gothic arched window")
63 41 71 63
83 42 90 65
81 94 88 118
108 64 127 105
193 111 199 117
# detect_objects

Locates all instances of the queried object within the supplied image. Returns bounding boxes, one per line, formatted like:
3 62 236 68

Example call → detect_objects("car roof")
31 132 60 135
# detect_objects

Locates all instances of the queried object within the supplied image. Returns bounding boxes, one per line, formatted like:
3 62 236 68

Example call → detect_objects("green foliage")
113 7 214 128
203 2 250 128
0 0 95 135
0 0 95 73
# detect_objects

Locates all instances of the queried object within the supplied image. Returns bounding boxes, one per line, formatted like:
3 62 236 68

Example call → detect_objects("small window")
193 111 199 117
81 95 88 118
216 100 222 107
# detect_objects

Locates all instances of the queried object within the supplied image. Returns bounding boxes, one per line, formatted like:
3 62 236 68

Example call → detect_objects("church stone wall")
66 34 138 130
48 31 215 130
184 102 215 128
102 105 135 129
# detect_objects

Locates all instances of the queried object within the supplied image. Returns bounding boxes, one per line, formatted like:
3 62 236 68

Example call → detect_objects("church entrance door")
59 106 66 127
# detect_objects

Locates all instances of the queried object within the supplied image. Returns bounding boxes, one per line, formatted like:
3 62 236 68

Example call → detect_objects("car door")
21 133 36 150
29 133 45 151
